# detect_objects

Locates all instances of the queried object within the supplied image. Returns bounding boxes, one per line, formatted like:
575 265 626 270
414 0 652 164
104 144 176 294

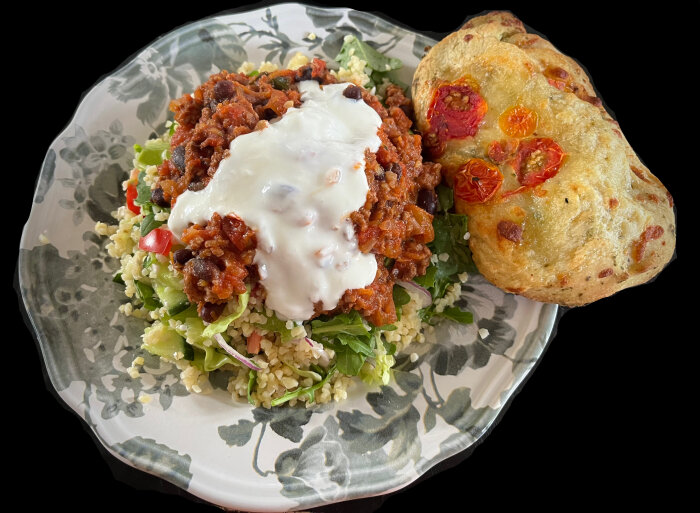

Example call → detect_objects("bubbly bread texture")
411 11 675 306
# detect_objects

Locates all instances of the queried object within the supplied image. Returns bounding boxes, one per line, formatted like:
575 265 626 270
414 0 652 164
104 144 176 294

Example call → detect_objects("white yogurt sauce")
168 81 381 321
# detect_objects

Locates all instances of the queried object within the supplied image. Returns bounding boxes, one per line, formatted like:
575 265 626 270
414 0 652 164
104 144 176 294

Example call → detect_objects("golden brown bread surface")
411 11 675 306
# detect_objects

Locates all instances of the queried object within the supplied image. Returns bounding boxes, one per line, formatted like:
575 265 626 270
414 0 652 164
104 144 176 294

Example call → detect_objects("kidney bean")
171 145 186 172
416 188 438 215
200 302 226 322
190 258 218 282
343 84 363 100
173 248 194 265
150 187 170 208
213 79 236 101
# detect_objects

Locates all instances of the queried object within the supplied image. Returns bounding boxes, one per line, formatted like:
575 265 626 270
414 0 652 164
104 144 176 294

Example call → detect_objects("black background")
15 2 688 511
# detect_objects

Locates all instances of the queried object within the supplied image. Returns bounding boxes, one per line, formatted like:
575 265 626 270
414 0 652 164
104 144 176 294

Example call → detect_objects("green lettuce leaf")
201 289 250 338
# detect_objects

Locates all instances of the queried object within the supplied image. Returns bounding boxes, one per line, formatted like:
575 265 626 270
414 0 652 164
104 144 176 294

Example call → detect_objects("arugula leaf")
332 346 366 376
337 333 374 357
311 310 370 338
140 213 164 237
414 186 475 324
432 306 474 325
247 370 256 406
270 365 338 406
134 170 152 206
392 285 410 320
436 183 455 212
256 313 296 343
311 312 385 377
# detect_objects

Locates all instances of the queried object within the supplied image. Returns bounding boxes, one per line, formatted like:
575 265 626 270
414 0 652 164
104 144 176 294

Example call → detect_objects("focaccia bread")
411 11 675 306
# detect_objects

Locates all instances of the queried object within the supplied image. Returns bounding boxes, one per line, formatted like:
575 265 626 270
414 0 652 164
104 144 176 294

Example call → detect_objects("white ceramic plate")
19 4 557 511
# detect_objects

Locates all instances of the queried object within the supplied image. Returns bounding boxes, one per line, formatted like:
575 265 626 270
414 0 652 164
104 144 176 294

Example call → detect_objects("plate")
18 4 558 511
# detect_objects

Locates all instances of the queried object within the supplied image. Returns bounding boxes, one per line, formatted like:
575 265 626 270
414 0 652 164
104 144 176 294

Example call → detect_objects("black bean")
416 188 438 215
200 302 226 323
261 108 278 121
389 162 402 179
173 249 194 265
150 187 170 208
297 66 313 81
171 145 186 172
374 169 385 181
343 84 363 100
190 258 218 282
213 79 236 101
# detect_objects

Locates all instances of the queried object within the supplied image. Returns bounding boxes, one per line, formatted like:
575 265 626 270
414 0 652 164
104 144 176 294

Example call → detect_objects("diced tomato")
126 184 140 214
138 227 173 256
247 331 262 355
454 158 504 203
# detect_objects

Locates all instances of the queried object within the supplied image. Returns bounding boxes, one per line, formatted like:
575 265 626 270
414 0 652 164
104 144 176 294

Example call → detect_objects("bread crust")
412 11 676 306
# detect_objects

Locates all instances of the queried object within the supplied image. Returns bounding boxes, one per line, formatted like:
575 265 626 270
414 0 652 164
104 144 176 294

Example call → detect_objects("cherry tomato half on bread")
499 105 538 138
509 138 566 186
139 227 173 256
427 80 488 141
454 158 504 203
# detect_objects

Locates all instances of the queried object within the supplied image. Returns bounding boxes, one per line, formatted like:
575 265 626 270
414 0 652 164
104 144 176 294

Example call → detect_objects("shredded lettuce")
183 317 240 372
201 289 250 338
134 138 170 169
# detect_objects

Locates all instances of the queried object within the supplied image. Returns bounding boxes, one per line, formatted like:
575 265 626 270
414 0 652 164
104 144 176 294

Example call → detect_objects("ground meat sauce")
157 59 441 326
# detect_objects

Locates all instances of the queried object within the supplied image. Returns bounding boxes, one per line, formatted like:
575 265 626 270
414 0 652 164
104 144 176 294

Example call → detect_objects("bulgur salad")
96 38 475 408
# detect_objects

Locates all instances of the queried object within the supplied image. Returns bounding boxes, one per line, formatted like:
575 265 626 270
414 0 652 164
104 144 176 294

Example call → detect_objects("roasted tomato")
425 79 487 156
454 158 504 203
509 137 566 186
498 105 538 138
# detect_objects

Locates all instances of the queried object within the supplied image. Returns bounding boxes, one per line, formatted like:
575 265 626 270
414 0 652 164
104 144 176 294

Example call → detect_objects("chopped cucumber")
135 281 162 311
151 264 191 316
142 322 194 361
153 282 190 316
